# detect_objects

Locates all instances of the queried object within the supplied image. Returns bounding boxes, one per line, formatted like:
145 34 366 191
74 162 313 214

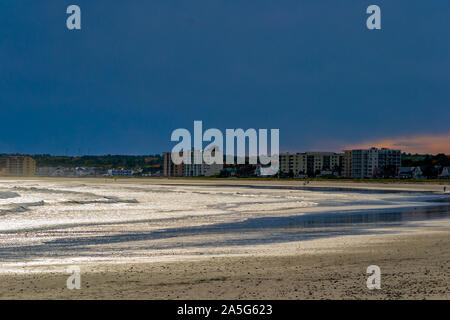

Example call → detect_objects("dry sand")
1 228 448 300
2 176 449 192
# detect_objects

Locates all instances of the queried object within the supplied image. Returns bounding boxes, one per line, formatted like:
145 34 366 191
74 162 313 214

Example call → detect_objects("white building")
398 167 423 179
74 167 98 177
439 167 450 179
182 147 223 177
107 169 134 176
349 148 401 178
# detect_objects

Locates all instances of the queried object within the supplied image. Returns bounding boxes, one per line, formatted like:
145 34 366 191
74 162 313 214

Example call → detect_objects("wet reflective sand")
0 179 449 273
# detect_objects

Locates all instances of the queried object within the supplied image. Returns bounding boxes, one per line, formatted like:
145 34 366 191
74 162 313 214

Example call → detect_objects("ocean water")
0 179 449 271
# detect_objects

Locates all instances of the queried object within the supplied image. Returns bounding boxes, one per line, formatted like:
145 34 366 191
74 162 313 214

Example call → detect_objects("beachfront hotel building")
343 150 352 178
343 147 401 178
279 148 401 178
279 153 307 176
0 155 36 176
163 152 184 177
163 147 223 177
279 152 344 176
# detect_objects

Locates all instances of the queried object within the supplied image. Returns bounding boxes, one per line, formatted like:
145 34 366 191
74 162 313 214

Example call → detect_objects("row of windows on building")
163 147 402 178
163 150 224 177
0 155 36 176
280 148 401 178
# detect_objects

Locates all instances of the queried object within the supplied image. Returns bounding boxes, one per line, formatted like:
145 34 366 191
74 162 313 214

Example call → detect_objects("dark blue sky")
1 1 449 155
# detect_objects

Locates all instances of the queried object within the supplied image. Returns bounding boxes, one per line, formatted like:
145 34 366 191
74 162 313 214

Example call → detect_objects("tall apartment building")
163 148 223 177
306 152 344 176
279 152 344 176
344 147 401 178
163 152 183 177
343 150 352 178
0 155 36 176
279 153 307 176
183 148 223 177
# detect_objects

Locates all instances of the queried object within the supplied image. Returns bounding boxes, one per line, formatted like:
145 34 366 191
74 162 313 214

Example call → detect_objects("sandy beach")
0 178 449 299
0 228 448 299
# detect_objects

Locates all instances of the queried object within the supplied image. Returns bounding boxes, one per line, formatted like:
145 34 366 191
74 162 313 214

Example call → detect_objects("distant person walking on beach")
444 186 447 193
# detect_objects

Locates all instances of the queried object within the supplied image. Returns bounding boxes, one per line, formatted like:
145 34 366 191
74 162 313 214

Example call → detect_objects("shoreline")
1 176 449 192
0 178 448 299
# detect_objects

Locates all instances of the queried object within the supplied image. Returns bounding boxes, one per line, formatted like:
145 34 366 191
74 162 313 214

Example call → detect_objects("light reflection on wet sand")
0 179 449 272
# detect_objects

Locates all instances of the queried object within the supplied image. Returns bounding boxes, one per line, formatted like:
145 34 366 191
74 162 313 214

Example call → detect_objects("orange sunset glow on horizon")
345 133 450 155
